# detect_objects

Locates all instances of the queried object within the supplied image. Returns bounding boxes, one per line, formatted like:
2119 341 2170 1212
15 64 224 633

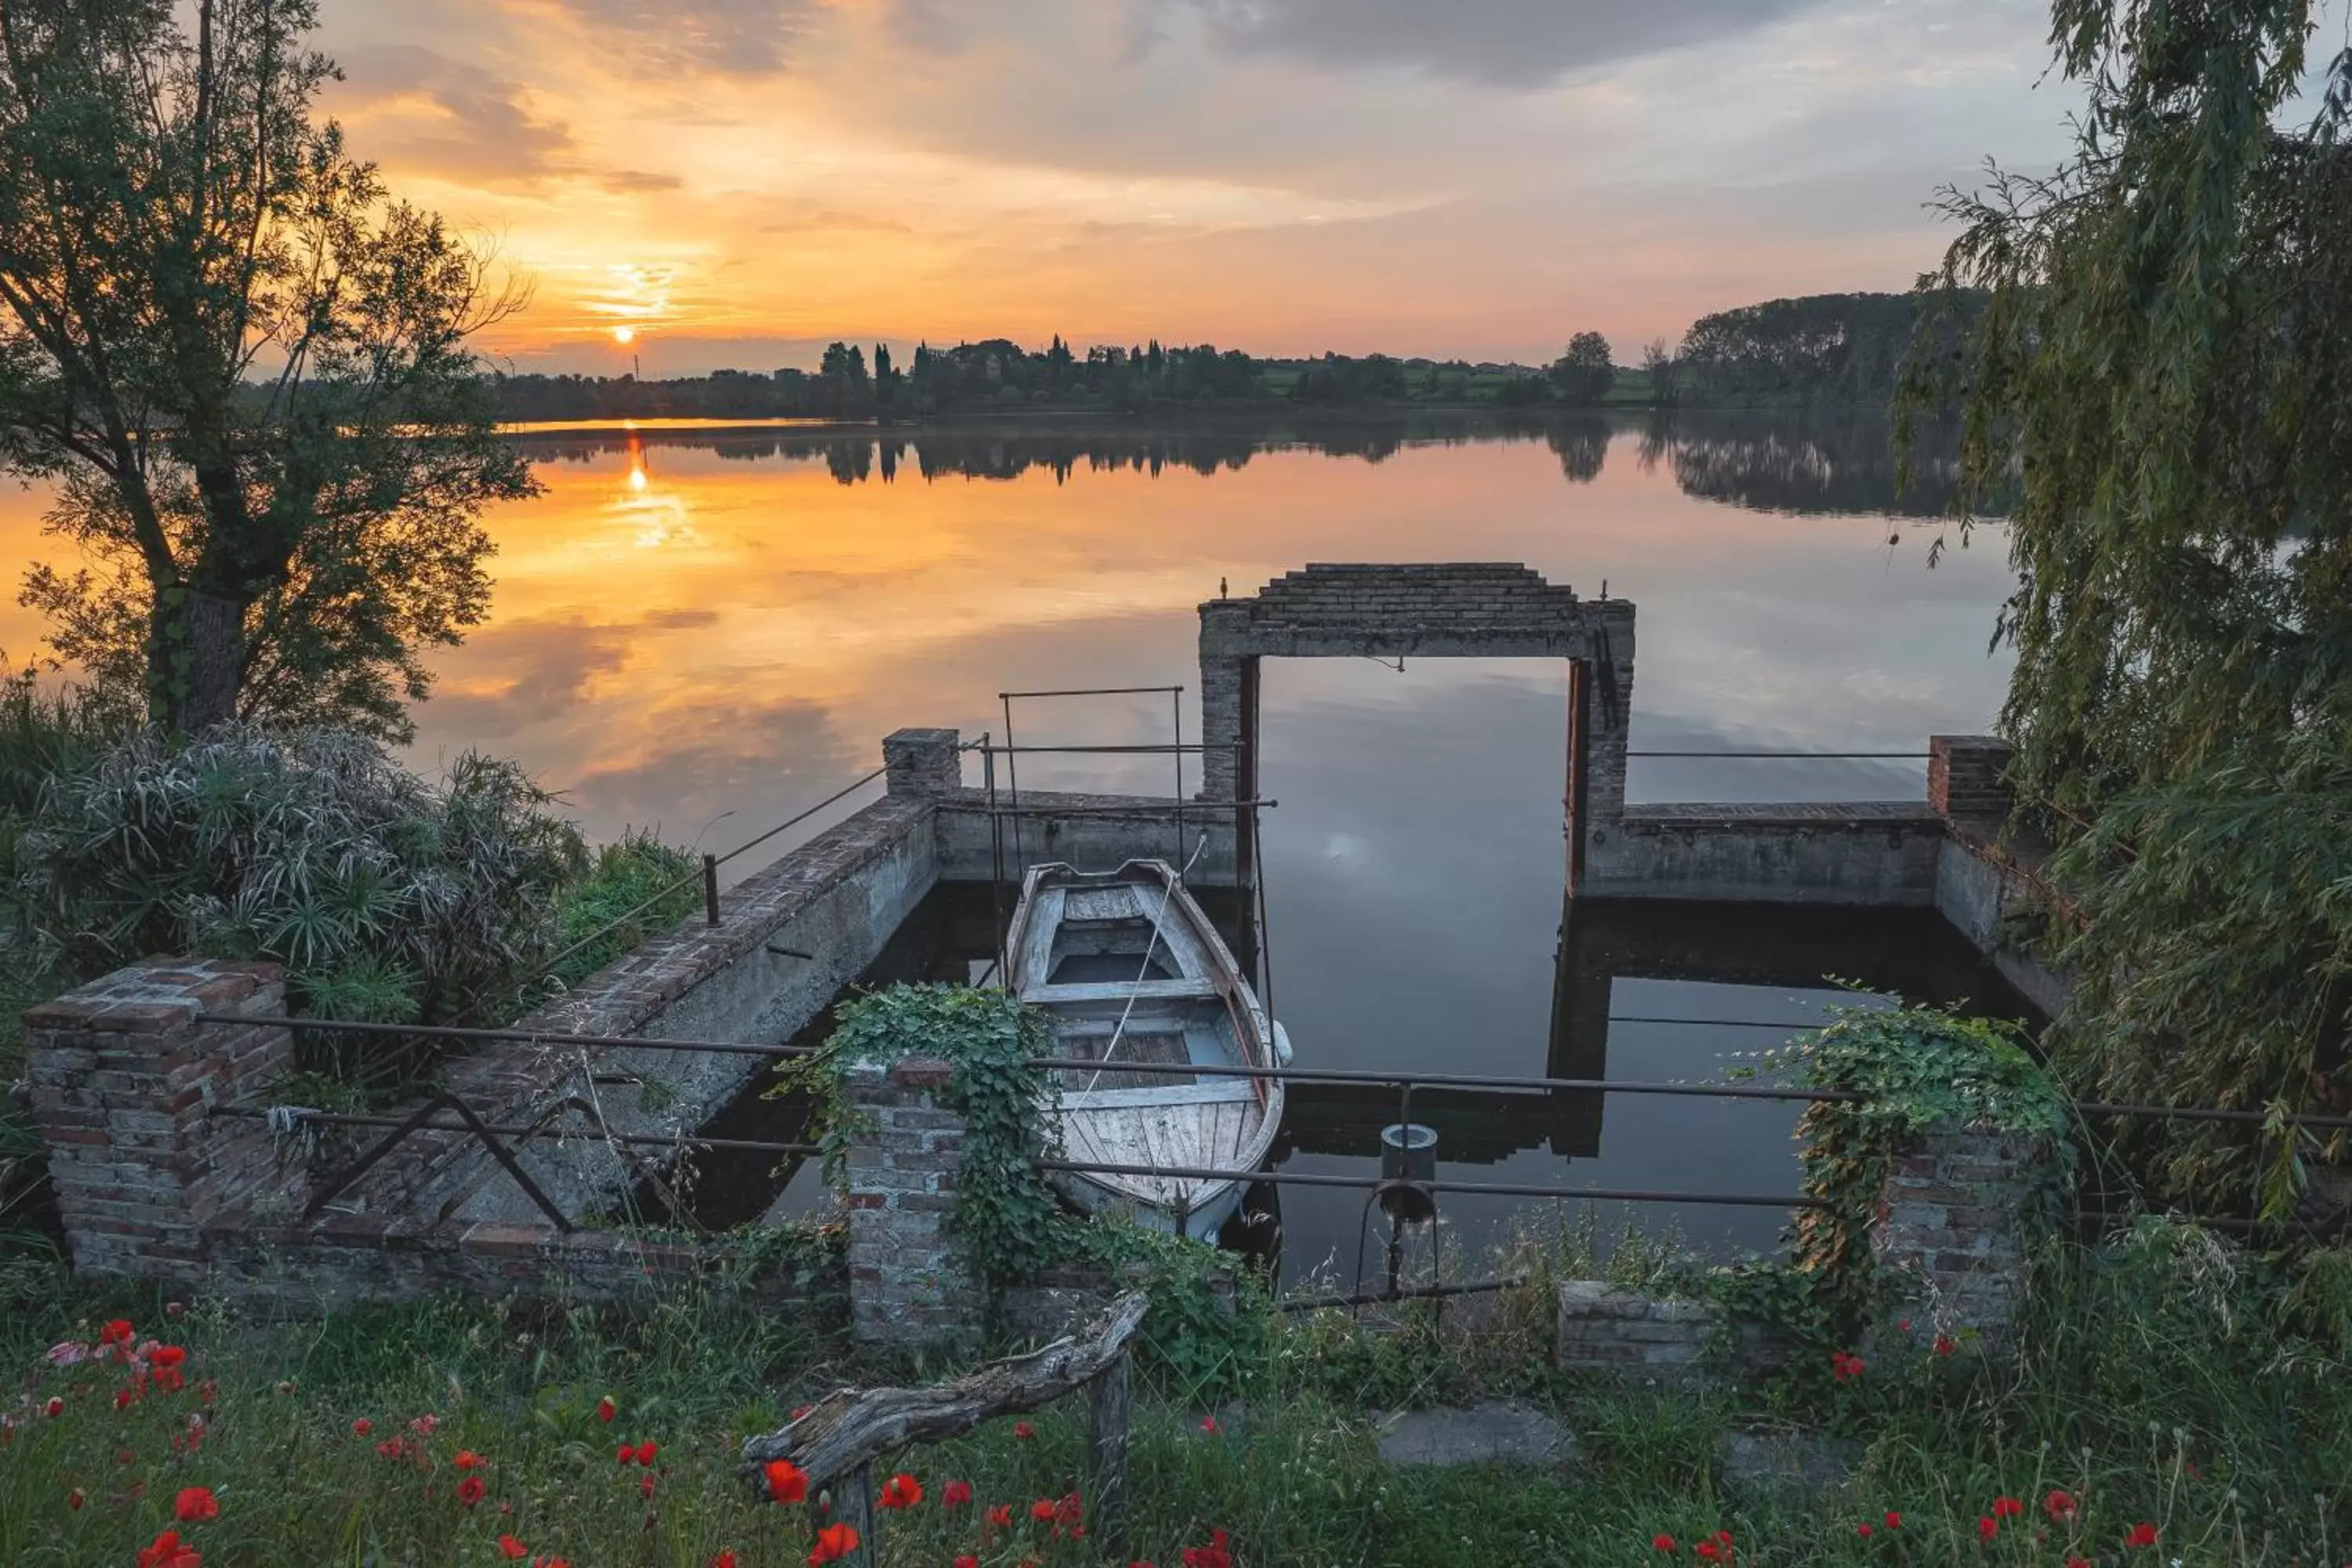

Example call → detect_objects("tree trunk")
175 589 248 731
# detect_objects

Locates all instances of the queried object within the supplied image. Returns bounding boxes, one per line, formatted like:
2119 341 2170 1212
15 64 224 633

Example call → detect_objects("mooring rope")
1080 834 1214 1098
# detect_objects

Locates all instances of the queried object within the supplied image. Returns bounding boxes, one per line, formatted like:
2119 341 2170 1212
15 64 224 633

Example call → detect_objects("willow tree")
1904 1 2352 1208
0 0 534 739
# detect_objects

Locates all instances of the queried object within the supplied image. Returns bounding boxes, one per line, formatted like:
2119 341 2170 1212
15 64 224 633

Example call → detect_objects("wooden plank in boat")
1014 887 1066 990
1028 978 1220 1004
1064 886 1145 922
1062 1080 1261 1110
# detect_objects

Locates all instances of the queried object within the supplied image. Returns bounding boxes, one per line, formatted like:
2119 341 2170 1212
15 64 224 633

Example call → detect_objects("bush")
13 724 587 1044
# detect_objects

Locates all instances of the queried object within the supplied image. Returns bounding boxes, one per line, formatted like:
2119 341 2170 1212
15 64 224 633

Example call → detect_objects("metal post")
1173 687 1185 876
1001 695 1023 877
702 854 720 926
985 743 1007 985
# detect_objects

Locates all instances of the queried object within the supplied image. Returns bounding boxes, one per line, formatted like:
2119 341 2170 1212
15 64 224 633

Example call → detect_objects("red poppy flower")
808 1522 860 1566
1032 1498 1058 1522
1201 1415 1220 1432
1831 1349 1866 1381
597 1396 616 1424
1993 1496 2024 1519
2125 1523 2158 1548
136 1530 201 1568
351 1418 372 1436
1857 1524 1874 1539
1652 1535 1676 1552
43 1397 62 1417
1979 1518 1998 1541
764 1459 808 1504
153 1366 185 1395
67 1488 85 1510
458 1475 487 1508
878 1472 923 1509
174 1486 220 1523
151 1345 187 1369
1933 1334 1956 1356
710 1555 738 1568
409 1414 439 1436
499 1536 529 1559
633 1441 658 1467
1013 1421 1035 1439
956 1558 978 1568
616 1445 634 1466
988 1504 1014 1528
100 1319 134 1346
454 1450 484 1471
942 1479 973 1507
2067 1558 2092 1568
1696 1545 1721 1563
640 1475 655 1499
1180 1529 1233 1568
2045 1490 2078 1523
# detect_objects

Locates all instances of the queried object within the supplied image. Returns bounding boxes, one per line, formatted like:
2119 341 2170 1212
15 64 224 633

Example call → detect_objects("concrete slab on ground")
1718 1430 1859 1497
1372 1401 1579 1468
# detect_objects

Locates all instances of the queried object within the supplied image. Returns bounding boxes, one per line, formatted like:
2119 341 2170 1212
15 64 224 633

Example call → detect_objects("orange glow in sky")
307 0 2081 375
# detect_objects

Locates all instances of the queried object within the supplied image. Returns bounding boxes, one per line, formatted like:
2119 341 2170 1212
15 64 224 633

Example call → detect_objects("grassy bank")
3 1218 2348 1566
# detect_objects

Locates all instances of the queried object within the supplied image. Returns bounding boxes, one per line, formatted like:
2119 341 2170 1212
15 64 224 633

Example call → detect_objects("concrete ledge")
935 787 1239 886
1584 801 1944 906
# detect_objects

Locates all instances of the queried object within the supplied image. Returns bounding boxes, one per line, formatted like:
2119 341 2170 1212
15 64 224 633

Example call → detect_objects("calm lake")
0 411 2031 1283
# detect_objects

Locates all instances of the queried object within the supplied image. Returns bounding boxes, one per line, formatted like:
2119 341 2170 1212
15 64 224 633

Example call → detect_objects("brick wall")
884 727 963 799
842 1055 977 1347
1928 735 2016 823
1554 1281 1794 1387
1874 1127 2054 1348
23 960 303 1281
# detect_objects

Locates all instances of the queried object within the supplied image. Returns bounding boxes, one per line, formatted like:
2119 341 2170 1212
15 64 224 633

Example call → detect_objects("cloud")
534 0 819 75
1188 0 1829 87
334 45 579 184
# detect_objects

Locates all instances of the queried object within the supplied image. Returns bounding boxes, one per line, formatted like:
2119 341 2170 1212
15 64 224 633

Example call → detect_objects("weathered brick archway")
1197 564 1636 887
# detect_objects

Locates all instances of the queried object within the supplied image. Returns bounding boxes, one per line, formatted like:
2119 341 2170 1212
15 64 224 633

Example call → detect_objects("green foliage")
1754 1003 2067 1327
0 0 535 739
1065 1218 1270 1403
1549 331 1617 406
807 983 1065 1290
544 833 701 992
1898 2 2352 1206
13 724 586 1062
1682 290 1987 408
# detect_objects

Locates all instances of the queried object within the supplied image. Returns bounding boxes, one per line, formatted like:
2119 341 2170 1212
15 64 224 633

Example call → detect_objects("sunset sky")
310 0 2083 376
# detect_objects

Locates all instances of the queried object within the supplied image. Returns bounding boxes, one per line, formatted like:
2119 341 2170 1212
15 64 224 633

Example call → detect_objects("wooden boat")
1004 858 1290 1240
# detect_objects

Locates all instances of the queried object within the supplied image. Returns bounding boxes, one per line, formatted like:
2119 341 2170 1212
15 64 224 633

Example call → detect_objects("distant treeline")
492 290 1991 423
515 412 1987 518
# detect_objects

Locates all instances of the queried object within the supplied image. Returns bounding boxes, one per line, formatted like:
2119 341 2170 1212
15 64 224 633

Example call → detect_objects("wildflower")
1013 1421 1035 1439
459 1475 487 1508
48 1340 93 1366
641 1474 656 1499
67 1488 85 1510
1201 1414 1220 1432
1181 1529 1234 1568
1884 1512 1902 1530
2046 1490 2079 1523
1033 1498 1058 1522
1831 1349 1866 1381
988 1504 1014 1527
1933 1334 1956 1356
956 1559 979 1568
1979 1518 1998 1542
499 1536 529 1559
455 1450 484 1470
174 1486 220 1523
943 1479 973 1507
1858 1524 1874 1539
808 1522 860 1565
136 1529 201 1568
2067 1559 2092 1568
151 1345 187 1370
409 1414 439 1436
351 1418 372 1436
1653 1535 1676 1552
100 1319 134 1346
879 1472 923 1509
764 1460 808 1504
597 1396 617 1424
617 1445 634 1465
118 1447 137 1465
793 1405 814 1420
1898 1319 1911 1331
43 1396 62 1417
2125 1523 2159 1548
710 1555 739 1568
165 1301 186 1318
633 1440 659 1466
1994 1497 2024 1519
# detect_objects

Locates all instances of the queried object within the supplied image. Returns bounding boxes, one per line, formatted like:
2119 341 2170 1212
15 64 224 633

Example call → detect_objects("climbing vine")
1747 1001 2070 1332
800 984 1065 1290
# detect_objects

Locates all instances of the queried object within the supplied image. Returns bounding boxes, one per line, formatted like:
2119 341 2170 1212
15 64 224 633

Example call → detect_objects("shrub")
13 724 586 1050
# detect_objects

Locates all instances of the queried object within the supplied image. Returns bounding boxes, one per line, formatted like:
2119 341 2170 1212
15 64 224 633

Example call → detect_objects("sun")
611 325 637 346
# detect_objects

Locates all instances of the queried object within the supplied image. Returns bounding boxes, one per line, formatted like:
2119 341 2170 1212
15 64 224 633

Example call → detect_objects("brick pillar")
884 727 962 799
1873 1127 2056 1350
23 959 300 1282
842 1055 978 1348
1198 599 1254 803
1929 735 2016 823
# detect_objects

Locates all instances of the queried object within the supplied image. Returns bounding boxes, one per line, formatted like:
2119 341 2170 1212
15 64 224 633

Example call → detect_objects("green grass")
4 1218 2347 1565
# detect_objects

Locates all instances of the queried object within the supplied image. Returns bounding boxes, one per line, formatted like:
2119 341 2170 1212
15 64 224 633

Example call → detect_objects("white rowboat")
1004 858 1289 1240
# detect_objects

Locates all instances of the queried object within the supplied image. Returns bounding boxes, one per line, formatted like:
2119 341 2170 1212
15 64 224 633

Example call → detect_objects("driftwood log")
740 1290 1149 1553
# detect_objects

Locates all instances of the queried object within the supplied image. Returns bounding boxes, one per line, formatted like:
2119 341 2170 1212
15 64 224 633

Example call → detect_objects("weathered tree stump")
741 1291 1147 1558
